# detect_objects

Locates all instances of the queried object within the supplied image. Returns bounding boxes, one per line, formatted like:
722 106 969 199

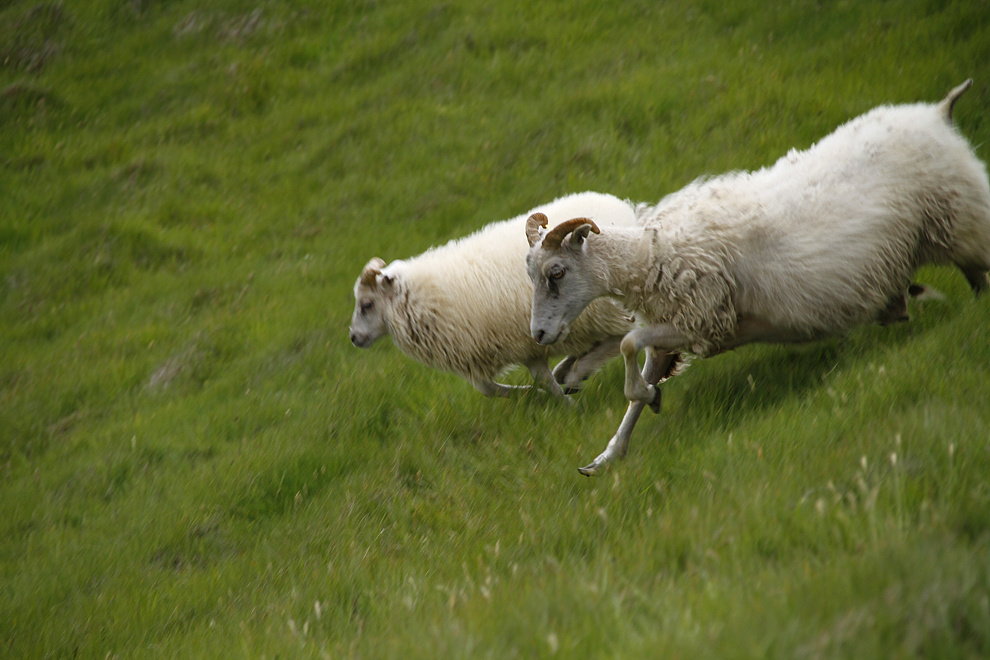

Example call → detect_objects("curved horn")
541 218 600 250
359 257 386 286
938 78 972 123
526 212 549 247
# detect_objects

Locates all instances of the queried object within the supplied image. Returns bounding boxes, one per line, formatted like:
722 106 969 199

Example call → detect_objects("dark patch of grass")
230 449 358 522
0 81 63 125
3 222 194 313
151 516 238 572
0 2 68 72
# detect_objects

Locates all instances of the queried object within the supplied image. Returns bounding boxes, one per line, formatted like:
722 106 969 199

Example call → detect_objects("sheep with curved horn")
527 80 990 474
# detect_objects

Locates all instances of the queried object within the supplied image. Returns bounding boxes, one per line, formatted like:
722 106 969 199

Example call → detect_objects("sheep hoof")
577 456 609 477
648 385 662 414
577 463 601 477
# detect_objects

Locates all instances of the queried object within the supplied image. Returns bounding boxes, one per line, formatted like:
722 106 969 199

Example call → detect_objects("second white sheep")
350 192 638 401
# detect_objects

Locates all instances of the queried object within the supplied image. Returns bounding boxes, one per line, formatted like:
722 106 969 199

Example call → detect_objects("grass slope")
3 0 990 657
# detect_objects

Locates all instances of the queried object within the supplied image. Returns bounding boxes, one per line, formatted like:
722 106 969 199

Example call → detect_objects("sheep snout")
350 331 375 348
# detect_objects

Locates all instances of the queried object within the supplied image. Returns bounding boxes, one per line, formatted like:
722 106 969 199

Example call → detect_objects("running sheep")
350 192 638 401
526 80 990 473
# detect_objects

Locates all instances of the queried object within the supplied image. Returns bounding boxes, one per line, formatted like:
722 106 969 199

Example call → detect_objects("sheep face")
349 257 392 348
526 222 603 346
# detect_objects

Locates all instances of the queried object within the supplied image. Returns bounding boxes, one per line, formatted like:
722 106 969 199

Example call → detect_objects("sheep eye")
360 300 374 313
547 265 565 281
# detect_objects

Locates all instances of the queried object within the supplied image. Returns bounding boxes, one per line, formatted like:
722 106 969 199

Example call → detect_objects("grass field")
3 0 990 657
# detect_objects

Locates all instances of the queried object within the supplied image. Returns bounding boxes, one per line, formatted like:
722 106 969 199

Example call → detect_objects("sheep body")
622 82 990 356
350 192 637 399
526 81 990 472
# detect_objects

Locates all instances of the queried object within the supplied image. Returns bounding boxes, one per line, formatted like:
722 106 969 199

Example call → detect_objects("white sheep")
350 192 638 401
525 80 990 474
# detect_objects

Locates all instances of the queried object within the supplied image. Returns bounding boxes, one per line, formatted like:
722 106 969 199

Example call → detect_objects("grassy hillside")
3 0 990 657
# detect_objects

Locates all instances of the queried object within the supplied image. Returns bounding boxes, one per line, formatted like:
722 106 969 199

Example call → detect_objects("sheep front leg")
620 324 688 408
551 356 578 386
527 359 573 404
557 336 623 391
472 362 572 403
578 349 678 476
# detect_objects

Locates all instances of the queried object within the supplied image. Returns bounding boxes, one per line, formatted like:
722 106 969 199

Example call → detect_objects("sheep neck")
595 227 661 309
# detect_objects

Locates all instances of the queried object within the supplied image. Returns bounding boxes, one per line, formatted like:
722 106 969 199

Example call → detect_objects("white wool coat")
625 97 990 356
383 193 636 382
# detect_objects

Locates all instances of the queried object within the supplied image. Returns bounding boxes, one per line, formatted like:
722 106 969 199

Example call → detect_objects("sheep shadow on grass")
647 311 943 438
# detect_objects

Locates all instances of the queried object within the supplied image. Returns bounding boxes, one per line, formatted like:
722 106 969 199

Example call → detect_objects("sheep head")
525 217 606 345
350 257 395 348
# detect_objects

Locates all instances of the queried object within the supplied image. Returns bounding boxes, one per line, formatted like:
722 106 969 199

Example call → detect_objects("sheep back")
633 93 990 355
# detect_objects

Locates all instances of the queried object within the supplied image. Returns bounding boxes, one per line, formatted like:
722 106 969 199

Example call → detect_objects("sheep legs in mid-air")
578 290 952 475
619 325 691 405
616 283 948 408
577 348 679 476
577 324 691 475
472 358 571 402
552 336 624 392
472 337 624 403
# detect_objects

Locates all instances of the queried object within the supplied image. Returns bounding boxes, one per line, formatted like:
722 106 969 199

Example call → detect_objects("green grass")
3 0 990 657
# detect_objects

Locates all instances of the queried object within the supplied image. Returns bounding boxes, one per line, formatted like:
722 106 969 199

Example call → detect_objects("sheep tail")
938 79 972 123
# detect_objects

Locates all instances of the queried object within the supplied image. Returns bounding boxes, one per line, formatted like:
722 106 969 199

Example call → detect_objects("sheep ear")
379 273 396 290
568 222 599 249
360 257 386 287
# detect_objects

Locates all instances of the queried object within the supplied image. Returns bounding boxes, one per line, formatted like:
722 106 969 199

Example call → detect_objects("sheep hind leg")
577 349 676 476
962 267 989 295
879 283 948 325
878 293 910 326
